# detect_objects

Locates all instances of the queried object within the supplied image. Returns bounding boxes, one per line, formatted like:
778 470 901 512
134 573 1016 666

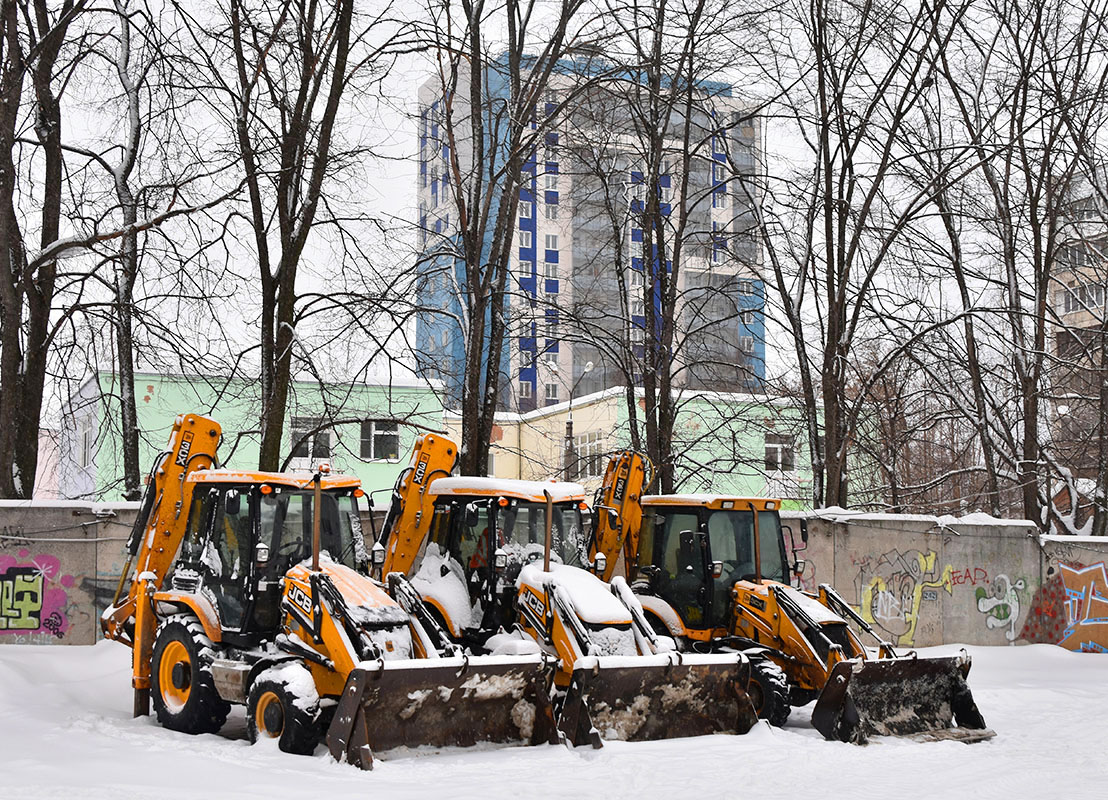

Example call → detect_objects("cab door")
651 510 712 630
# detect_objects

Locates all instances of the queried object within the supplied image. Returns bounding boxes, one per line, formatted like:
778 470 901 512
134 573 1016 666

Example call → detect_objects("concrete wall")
6 502 1107 652
0 501 138 645
781 510 1108 651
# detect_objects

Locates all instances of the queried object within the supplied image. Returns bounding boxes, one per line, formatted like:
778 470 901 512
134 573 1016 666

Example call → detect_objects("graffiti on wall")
0 551 74 638
1019 561 1108 653
853 548 953 646
974 574 1026 642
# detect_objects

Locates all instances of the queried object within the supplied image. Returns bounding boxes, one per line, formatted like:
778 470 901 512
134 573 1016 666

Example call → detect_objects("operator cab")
634 496 786 632
171 470 366 646
415 477 587 635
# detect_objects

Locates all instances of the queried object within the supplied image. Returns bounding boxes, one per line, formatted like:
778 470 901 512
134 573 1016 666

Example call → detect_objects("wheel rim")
159 640 191 711
255 691 284 738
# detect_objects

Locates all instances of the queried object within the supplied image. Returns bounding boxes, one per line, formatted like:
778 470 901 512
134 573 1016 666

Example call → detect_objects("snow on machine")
102 414 557 769
589 450 995 744
374 433 758 747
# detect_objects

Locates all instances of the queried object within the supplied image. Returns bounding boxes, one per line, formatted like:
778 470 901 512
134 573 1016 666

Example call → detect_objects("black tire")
151 614 230 735
246 663 321 755
748 659 791 727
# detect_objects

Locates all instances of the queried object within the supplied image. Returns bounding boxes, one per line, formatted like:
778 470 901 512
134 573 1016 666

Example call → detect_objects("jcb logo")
522 588 545 619
413 452 430 484
174 431 194 468
288 584 312 617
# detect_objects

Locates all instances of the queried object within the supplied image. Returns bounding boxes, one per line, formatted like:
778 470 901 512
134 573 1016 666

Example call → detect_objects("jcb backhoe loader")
102 414 558 769
375 433 758 746
590 450 995 744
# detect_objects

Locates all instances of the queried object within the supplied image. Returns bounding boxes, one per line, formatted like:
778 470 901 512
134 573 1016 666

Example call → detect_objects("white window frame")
739 335 755 354
360 420 400 461
519 201 533 219
544 203 558 221
545 382 559 402
519 230 533 249
545 234 559 250
543 261 558 281
519 380 533 399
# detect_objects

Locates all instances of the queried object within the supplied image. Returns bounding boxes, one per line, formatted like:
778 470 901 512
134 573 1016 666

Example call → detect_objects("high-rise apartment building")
415 62 765 412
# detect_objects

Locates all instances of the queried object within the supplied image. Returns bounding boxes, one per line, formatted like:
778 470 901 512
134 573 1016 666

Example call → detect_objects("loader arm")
101 414 222 645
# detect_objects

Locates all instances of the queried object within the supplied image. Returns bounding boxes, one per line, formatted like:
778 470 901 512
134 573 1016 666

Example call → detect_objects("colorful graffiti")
1018 561 1108 652
0 551 74 639
974 574 1026 642
1056 562 1108 652
853 549 953 646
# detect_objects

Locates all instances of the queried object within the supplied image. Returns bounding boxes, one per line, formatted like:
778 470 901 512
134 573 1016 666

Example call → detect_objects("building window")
713 191 728 209
520 201 533 219
522 348 535 367
739 336 755 354
630 325 644 344
545 234 558 250
78 416 95 468
291 417 330 461
1064 282 1105 313
739 279 754 295
740 309 756 325
520 230 533 249
488 451 496 476
518 259 534 277
542 346 558 365
544 203 558 221
570 431 605 480
765 434 795 472
630 270 645 317
545 383 559 402
519 380 533 399
546 173 559 191
544 261 558 281
360 420 399 460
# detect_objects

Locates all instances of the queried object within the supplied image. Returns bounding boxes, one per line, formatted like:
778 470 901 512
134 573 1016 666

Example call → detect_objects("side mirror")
465 502 480 528
371 541 386 567
225 491 241 516
800 518 809 544
593 552 607 575
255 541 270 564
794 559 807 576
494 547 508 572
711 560 724 579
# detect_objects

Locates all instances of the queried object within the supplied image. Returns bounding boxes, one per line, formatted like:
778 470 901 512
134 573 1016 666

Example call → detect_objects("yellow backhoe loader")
589 450 995 744
374 433 758 747
102 414 558 770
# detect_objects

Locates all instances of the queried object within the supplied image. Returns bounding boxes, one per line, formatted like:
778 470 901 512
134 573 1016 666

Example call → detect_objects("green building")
58 371 445 500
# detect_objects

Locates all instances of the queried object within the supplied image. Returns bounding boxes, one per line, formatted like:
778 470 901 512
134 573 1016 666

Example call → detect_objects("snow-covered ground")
1 642 1104 800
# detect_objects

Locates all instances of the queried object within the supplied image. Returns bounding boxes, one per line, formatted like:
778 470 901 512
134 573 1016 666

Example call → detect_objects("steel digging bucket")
327 654 558 769
558 652 758 748
811 651 994 744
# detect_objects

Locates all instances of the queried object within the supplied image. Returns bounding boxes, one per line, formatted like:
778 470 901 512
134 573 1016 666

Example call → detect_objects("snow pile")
411 543 476 634
518 563 630 625
1 641 1106 799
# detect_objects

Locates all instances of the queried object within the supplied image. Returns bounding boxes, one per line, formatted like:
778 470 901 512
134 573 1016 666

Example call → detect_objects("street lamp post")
564 361 594 480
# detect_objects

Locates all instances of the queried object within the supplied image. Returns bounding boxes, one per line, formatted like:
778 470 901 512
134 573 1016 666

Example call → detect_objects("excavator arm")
101 414 222 645
589 450 654 581
379 433 457 577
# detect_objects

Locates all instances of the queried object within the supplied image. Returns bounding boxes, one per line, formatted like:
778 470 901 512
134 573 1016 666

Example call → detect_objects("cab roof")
641 494 780 511
185 469 361 491
429 476 586 503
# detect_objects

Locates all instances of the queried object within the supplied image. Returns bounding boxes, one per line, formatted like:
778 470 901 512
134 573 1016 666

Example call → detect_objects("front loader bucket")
558 653 758 747
811 652 995 744
327 655 558 769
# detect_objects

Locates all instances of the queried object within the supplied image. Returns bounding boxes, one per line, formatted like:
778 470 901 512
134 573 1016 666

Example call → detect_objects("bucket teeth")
811 655 995 744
